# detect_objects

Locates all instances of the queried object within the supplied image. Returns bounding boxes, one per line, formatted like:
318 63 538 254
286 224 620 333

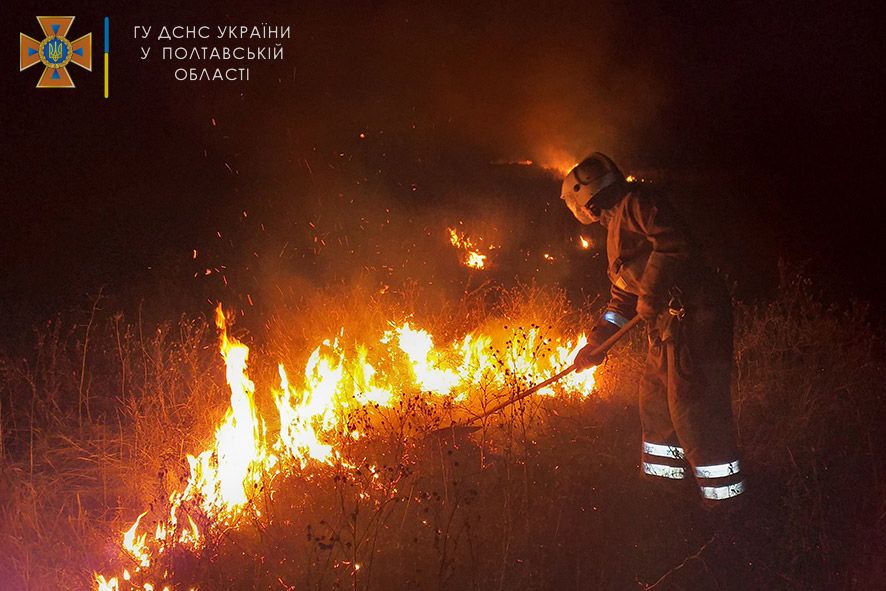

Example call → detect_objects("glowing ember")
95 305 600 589
579 236 591 249
447 227 489 269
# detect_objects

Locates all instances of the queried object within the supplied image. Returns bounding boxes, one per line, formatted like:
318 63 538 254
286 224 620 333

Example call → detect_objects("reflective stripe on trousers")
643 462 685 479
643 441 685 460
642 439 687 480
642 441 747 499
694 460 741 479
694 459 746 500
700 481 746 500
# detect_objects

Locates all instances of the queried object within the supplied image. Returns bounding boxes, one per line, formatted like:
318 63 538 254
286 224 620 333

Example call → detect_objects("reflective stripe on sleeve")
700 480 746 500
602 311 629 328
643 441 685 460
694 460 741 479
643 462 686 479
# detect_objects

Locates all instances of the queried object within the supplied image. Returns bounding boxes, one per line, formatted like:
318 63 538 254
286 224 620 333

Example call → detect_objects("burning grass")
0 275 883 590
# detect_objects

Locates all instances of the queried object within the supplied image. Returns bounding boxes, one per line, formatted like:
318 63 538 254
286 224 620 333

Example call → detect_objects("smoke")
148 1 671 322
239 1 674 174
358 2 671 170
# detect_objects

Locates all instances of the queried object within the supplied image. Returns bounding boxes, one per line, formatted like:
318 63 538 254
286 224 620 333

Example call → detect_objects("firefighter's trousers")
638 286 745 501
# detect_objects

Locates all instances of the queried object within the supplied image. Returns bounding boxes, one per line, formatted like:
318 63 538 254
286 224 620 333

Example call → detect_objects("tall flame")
211 305 264 507
95 306 599 589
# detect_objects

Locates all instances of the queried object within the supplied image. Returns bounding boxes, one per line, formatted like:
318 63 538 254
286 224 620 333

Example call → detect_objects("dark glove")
574 320 619 371
636 295 664 324
574 342 607 371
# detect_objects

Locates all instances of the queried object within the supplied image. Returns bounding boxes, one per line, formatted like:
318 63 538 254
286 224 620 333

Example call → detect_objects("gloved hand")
574 341 607 371
575 314 625 371
636 295 664 324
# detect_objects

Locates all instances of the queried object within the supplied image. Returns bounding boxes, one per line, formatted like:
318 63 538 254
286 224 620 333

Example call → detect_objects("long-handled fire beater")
435 314 643 433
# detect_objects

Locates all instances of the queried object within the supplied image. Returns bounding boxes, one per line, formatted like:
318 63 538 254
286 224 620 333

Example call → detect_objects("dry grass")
731 265 885 586
0 272 882 590
0 312 228 589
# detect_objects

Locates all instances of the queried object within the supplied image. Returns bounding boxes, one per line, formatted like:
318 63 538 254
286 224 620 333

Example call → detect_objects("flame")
161 305 268 540
122 511 149 568
274 343 343 467
579 236 591 249
447 227 489 269
96 305 601 589
391 323 461 394
209 304 264 508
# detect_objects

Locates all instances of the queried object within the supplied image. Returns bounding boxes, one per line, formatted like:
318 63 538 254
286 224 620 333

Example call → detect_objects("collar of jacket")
597 184 630 228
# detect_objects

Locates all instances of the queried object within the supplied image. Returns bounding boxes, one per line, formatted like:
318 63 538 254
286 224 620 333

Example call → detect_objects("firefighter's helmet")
561 152 625 224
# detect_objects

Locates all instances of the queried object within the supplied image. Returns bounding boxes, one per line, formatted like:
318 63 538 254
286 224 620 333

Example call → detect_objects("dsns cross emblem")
20 16 92 88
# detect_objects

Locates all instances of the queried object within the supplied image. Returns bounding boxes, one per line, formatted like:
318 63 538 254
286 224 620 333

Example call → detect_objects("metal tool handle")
464 314 643 425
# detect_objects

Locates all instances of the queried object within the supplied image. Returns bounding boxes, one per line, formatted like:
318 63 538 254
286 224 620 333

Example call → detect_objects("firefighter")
562 153 745 506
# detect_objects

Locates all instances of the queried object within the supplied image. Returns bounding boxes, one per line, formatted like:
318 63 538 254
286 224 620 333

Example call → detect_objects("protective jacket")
598 184 696 317
593 184 746 502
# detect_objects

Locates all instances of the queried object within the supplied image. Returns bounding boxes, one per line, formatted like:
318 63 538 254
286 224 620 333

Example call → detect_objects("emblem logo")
20 16 92 88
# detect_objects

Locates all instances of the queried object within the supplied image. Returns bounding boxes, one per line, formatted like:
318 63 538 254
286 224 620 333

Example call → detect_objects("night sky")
1 1 881 331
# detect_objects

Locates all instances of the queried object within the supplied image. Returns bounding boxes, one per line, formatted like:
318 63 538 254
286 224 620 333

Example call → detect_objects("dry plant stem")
113 312 126 400
137 300 151 393
350 492 359 591
397 480 416 535
641 534 718 590
79 286 104 426
518 405 532 532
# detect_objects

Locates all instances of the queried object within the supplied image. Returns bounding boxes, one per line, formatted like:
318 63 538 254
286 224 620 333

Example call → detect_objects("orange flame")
122 511 149 568
447 227 489 269
95 575 119 591
95 306 600 589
